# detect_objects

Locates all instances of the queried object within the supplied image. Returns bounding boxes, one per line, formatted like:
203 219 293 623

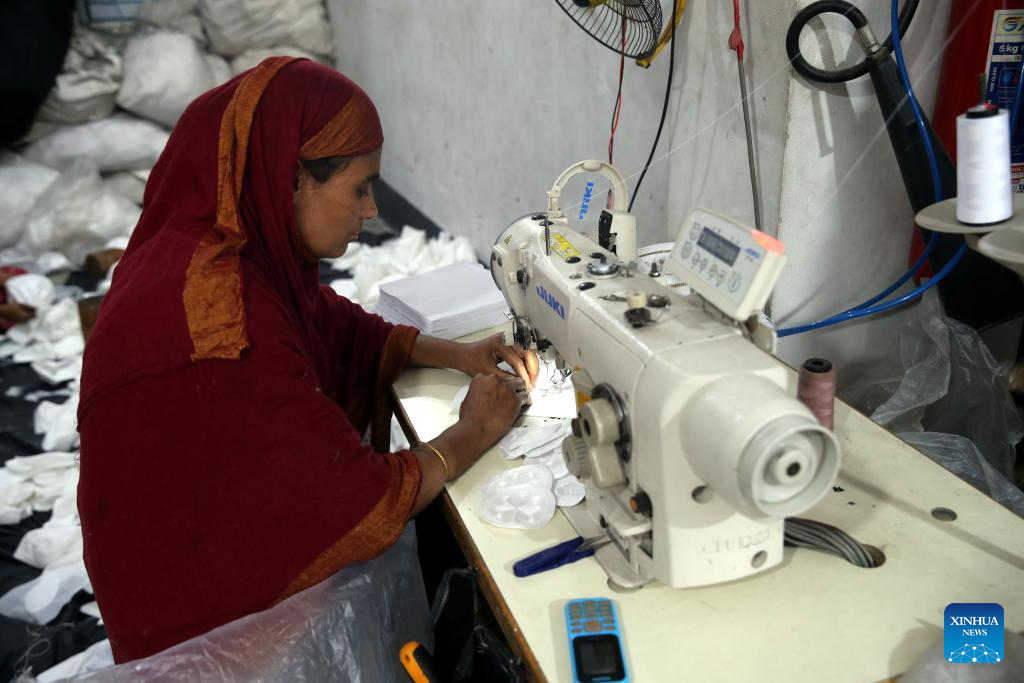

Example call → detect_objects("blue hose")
778 0 962 337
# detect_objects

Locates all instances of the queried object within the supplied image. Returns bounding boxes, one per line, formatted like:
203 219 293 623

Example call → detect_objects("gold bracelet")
420 441 450 482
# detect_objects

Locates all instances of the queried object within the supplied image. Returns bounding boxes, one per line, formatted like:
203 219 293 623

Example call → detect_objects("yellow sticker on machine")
551 233 581 260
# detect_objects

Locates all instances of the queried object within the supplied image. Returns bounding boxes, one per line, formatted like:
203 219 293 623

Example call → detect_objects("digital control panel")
665 209 786 321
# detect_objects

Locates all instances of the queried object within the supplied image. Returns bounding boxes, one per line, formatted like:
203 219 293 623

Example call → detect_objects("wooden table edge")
391 389 548 683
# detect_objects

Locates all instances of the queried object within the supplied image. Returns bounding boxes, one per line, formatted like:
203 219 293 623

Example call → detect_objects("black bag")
429 568 526 683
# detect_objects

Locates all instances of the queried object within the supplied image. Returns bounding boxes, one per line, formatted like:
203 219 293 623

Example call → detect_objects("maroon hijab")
78 59 421 662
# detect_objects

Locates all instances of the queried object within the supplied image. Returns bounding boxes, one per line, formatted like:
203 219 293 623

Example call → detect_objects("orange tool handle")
400 641 440 683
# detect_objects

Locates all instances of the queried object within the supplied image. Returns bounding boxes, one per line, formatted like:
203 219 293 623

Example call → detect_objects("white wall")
328 1 675 257
329 0 955 392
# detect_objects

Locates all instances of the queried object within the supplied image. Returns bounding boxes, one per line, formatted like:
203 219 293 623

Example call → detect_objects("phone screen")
573 634 625 681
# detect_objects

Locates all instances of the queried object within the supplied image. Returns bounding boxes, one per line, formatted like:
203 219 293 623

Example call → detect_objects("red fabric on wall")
77 59 421 662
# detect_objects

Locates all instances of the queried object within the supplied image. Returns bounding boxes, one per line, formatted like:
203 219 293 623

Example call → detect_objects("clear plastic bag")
62 523 432 683
21 158 141 267
852 291 1023 514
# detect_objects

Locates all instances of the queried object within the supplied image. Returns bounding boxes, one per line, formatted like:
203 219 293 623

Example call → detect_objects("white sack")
38 27 122 124
22 159 141 266
103 171 147 205
23 114 169 173
206 53 232 87
117 31 222 127
137 0 207 46
0 153 60 249
230 46 319 75
197 0 333 57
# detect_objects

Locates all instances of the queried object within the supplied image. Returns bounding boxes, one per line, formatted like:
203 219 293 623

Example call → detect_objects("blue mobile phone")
565 598 629 683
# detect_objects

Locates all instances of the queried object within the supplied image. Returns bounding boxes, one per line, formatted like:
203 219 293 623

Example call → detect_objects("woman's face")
293 148 381 259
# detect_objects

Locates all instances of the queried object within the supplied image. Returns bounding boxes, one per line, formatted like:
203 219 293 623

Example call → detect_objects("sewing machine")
490 160 841 589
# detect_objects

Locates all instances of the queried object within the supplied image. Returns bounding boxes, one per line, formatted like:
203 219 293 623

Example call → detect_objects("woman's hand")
457 333 540 391
0 303 35 325
459 373 528 443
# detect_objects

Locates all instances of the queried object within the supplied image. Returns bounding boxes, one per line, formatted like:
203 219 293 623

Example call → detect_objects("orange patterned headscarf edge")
183 58 385 361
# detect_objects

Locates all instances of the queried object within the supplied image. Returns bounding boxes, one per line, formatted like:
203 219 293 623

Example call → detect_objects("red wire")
608 16 626 165
728 0 744 62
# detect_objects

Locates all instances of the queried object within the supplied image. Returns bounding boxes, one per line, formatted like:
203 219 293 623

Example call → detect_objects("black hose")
785 0 920 84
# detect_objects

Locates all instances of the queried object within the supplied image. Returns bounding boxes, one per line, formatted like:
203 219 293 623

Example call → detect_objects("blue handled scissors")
513 535 610 578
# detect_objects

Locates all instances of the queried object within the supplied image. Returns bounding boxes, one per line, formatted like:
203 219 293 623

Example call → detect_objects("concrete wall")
329 0 956 391
328 1 674 257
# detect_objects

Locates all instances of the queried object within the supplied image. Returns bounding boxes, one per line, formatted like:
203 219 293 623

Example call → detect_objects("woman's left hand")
458 334 540 391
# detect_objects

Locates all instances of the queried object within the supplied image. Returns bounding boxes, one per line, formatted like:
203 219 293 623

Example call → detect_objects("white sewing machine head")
491 160 840 589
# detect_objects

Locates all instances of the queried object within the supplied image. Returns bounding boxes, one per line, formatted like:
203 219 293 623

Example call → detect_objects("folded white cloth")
0 560 91 625
32 355 84 385
16 471 81 569
498 422 571 460
5 319 38 344
0 502 31 525
12 335 84 363
15 525 83 570
524 446 569 480
37 297 83 344
4 451 77 477
554 474 586 507
4 273 55 309
35 393 81 451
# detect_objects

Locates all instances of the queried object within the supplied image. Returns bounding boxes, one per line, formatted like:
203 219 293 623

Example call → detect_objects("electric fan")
555 0 663 60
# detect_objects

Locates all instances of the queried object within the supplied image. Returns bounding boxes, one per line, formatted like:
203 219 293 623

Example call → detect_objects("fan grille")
554 0 663 60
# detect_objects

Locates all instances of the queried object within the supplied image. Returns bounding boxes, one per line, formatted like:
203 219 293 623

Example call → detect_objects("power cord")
627 0 677 212
784 517 878 568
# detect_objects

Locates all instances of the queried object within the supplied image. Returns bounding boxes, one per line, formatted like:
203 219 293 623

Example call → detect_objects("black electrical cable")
785 0 919 84
628 0 677 212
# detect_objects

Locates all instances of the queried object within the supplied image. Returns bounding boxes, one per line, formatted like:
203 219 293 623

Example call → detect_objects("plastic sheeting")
196 0 334 58
853 291 1024 515
21 158 141 266
900 631 1024 682
0 154 60 249
62 524 431 683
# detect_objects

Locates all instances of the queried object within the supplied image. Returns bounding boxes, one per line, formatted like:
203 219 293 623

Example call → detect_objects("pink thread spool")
797 358 836 430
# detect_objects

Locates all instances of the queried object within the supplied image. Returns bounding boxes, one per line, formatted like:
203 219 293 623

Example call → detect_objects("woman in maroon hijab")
77 57 536 663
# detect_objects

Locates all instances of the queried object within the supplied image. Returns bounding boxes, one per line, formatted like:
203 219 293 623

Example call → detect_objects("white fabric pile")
3 274 87 388
476 417 587 530
326 227 479 308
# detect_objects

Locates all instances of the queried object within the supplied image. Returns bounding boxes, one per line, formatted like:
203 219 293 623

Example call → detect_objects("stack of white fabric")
497 421 586 510
326 226 479 308
375 262 509 340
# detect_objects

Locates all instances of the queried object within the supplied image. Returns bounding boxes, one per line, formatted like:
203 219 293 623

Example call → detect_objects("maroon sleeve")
314 285 419 439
